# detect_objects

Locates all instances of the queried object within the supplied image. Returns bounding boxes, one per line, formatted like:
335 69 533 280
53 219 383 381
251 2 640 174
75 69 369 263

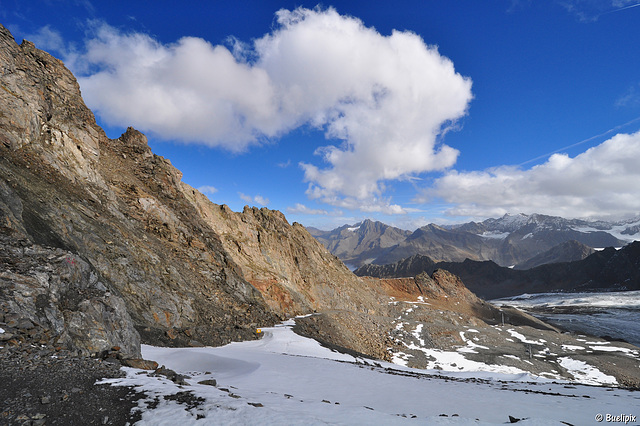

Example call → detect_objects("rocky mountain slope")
179 198 382 317
355 241 640 299
314 213 631 269
513 239 595 270
0 24 281 355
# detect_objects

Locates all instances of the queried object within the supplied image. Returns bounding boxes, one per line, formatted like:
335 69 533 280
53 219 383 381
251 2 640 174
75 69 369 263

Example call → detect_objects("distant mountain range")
309 213 639 270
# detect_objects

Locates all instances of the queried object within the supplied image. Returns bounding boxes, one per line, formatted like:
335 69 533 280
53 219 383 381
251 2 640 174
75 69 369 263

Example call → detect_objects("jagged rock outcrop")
178 193 383 317
0 24 278 354
0 23 390 357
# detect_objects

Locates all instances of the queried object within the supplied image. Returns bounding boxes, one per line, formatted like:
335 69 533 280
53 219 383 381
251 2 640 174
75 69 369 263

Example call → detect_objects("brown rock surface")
179 193 383 316
0 24 277 354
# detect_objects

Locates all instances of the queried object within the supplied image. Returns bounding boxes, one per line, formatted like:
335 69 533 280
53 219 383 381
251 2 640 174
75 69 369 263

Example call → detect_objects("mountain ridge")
312 213 634 269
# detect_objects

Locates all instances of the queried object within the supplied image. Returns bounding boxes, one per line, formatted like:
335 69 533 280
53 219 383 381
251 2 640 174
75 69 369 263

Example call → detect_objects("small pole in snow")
501 311 504 326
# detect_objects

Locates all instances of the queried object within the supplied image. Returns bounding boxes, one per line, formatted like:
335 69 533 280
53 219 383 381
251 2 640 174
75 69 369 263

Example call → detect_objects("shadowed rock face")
0 24 278 354
355 243 640 300
513 239 595 270
0 230 141 357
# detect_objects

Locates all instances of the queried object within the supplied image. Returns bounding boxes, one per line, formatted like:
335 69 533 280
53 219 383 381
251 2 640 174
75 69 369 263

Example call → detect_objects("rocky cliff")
0 23 389 358
0 24 278 355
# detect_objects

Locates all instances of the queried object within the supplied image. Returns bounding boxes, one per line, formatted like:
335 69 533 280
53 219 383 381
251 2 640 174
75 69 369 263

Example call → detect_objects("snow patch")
480 231 510 239
506 329 545 345
558 357 617 386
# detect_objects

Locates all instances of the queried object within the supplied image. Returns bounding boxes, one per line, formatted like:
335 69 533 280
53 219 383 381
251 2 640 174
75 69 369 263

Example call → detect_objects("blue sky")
3 0 640 230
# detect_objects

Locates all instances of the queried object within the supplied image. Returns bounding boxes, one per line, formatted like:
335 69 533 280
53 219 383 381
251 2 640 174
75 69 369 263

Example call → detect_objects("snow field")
101 321 640 425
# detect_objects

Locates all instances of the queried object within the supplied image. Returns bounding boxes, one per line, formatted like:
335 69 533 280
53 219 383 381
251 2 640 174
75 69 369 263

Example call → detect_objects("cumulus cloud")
67 8 472 212
239 193 270 206
270 9 472 205
428 131 640 220
71 23 280 150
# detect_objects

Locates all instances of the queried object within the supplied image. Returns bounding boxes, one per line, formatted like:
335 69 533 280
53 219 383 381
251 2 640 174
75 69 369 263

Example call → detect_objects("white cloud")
197 185 218 195
239 193 269 206
286 203 330 215
428 131 640 220
274 9 472 204
254 195 270 206
71 23 280 151
66 8 471 212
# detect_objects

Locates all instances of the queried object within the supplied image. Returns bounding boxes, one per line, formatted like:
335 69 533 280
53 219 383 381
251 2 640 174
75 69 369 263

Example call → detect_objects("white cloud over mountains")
65 7 472 212
52 7 640 222
429 131 640 220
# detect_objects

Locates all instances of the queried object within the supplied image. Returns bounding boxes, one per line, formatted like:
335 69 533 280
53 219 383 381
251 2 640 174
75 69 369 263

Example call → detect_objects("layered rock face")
0 24 278 354
0 231 140 356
